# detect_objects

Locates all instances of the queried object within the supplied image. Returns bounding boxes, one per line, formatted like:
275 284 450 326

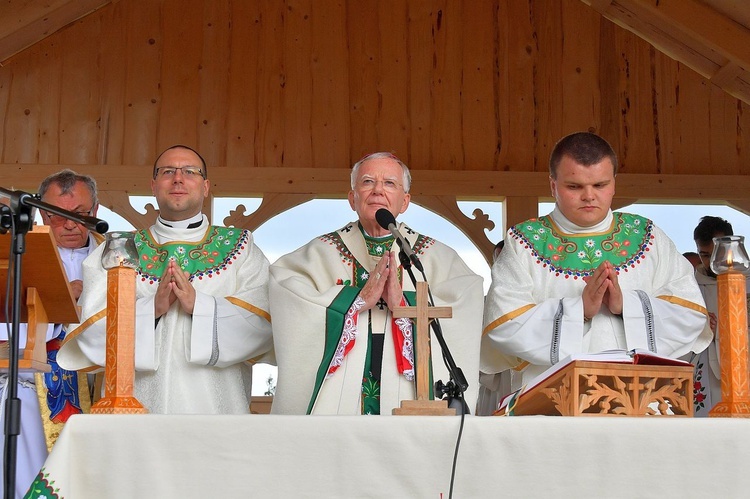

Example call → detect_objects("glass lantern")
710 235 750 275
101 231 139 269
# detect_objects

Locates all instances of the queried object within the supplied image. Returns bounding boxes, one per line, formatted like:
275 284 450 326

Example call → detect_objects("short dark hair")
694 216 733 244
549 132 618 178
38 169 98 206
153 145 208 179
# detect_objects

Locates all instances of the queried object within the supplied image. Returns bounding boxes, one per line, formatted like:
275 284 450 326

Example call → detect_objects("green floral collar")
358 222 395 258
510 212 653 278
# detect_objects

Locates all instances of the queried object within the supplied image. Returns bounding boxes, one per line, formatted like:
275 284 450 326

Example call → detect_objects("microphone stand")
0 187 108 498
396 248 469 415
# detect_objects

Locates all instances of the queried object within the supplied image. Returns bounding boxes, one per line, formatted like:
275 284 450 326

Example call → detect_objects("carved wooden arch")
97 191 159 229
221 193 501 266
97 189 503 266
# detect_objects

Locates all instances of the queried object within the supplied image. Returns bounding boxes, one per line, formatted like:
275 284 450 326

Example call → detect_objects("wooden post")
391 281 456 415
709 271 750 417
91 264 147 414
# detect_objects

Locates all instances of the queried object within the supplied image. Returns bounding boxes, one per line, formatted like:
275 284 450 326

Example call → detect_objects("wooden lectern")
391 281 456 415
496 361 694 417
0 226 80 372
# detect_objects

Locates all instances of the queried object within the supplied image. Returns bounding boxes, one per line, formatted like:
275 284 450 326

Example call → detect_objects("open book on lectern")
498 349 692 411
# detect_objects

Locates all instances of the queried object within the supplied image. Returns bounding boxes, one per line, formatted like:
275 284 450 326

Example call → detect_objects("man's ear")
399 194 410 214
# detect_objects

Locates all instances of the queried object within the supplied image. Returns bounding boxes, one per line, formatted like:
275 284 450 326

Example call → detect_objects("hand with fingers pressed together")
481 132 712 392
57 145 274 416
269 151 485 415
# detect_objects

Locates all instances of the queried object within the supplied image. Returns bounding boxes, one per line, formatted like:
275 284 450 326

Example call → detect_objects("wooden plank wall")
3 0 748 172
1 0 749 261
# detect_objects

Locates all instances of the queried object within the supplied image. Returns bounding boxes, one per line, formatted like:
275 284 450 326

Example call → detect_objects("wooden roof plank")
0 0 113 64
581 0 750 103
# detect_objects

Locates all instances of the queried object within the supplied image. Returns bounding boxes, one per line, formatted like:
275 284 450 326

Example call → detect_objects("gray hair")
350 152 412 193
38 169 98 206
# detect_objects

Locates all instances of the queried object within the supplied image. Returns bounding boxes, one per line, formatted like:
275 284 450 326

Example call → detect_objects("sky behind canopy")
92 196 750 395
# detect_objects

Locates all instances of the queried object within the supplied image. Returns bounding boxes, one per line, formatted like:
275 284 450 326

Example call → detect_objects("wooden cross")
391 281 456 415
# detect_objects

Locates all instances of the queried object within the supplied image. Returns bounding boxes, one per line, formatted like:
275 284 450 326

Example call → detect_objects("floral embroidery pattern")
510 213 653 278
134 227 248 284
363 235 393 257
24 470 62 498
394 316 415 381
362 375 381 415
694 360 708 413
327 296 365 377
412 233 436 256
320 229 355 267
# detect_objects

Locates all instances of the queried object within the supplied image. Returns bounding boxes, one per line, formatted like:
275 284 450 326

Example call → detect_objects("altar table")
27 414 750 498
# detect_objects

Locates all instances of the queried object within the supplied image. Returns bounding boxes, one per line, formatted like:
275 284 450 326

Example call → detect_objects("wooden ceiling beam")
0 0 113 64
625 0 750 69
581 0 750 104
2 165 749 204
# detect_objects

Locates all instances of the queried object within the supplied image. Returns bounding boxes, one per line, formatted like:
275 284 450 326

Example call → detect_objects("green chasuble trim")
361 325 379 415
510 212 653 278
307 285 360 414
134 226 249 282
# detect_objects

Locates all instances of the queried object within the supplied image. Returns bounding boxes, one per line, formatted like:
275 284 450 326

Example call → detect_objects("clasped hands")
154 259 196 318
581 261 623 320
359 251 403 311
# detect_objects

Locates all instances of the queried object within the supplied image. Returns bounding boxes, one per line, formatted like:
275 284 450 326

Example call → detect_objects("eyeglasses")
153 166 205 179
44 206 94 226
357 177 403 192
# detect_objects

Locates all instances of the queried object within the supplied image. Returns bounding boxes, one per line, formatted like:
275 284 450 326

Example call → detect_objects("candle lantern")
90 231 148 414
708 235 750 417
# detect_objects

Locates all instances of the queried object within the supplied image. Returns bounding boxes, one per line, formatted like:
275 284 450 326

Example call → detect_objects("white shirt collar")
549 206 614 234
157 212 205 229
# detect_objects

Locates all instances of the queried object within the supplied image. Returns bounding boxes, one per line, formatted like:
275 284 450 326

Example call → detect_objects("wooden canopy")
1 0 750 263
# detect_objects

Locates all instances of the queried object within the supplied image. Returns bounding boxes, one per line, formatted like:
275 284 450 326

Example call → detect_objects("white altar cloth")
28 414 750 498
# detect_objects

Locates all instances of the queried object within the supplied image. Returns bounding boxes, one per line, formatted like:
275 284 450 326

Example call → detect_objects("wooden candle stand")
709 271 750 417
90 265 147 414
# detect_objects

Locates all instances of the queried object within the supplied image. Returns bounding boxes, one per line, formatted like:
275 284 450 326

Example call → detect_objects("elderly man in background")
270 152 483 415
1 170 101 497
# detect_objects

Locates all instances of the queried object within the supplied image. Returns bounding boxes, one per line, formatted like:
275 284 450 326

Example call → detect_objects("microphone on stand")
374 208 469 414
375 209 423 272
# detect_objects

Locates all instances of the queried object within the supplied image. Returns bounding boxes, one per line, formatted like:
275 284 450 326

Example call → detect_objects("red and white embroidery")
327 295 366 377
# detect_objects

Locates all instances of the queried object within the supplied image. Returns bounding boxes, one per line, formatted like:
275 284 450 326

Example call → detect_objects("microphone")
375 208 423 272
81 215 109 234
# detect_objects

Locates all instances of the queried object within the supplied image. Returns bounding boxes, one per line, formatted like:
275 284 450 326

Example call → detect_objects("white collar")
157 212 205 229
549 206 614 234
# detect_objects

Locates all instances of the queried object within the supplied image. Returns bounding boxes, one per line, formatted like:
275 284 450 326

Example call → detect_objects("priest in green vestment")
270 152 484 415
